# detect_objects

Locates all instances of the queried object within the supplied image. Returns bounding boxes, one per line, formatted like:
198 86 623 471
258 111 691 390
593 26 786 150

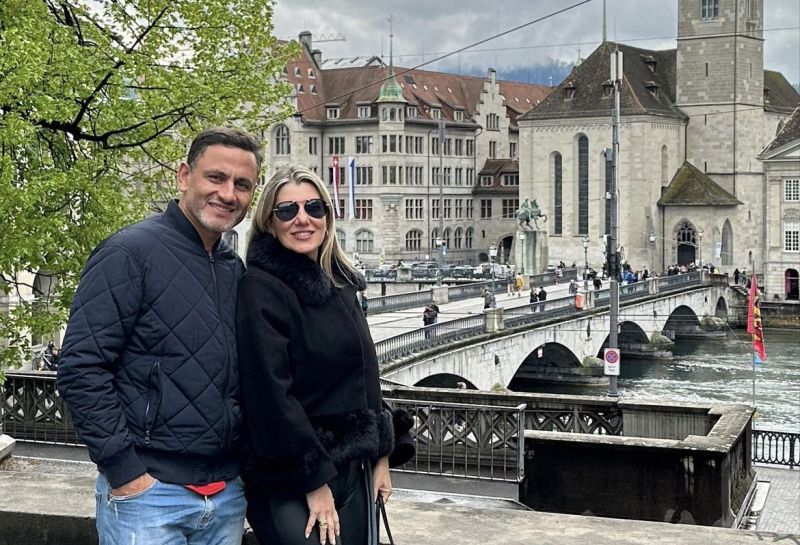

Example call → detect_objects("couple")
57 128 411 545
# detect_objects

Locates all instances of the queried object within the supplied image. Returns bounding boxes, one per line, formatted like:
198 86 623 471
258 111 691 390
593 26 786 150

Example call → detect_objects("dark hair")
187 127 263 172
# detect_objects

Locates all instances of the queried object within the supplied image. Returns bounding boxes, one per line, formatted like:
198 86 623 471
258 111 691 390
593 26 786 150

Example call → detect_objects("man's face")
177 144 258 248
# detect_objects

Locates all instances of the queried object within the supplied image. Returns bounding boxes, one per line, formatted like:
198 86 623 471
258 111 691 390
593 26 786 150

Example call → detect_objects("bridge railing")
369 290 433 313
448 281 493 301
375 314 487 365
620 280 651 301
752 429 799 468
656 271 702 292
386 397 526 482
503 295 577 328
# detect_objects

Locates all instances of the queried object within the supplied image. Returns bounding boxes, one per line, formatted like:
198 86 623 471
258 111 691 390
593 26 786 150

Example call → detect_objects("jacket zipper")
208 250 232 449
144 361 161 445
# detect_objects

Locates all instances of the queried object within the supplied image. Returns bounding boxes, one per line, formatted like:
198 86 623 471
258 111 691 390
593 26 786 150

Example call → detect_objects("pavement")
367 280 576 342
754 466 800 534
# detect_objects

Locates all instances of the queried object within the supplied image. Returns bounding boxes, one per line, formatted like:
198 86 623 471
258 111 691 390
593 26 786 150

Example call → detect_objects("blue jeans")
95 474 246 545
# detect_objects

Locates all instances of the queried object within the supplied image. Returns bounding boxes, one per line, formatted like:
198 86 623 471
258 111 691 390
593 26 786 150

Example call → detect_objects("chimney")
488 68 496 86
312 49 322 65
299 31 312 51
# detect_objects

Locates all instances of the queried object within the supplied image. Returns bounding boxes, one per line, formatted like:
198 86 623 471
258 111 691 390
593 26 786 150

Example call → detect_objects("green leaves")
0 0 297 372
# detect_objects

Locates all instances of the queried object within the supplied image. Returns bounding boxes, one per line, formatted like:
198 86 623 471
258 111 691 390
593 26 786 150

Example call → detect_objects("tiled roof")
478 159 518 175
285 44 551 125
657 161 742 207
473 159 519 195
763 71 800 114
520 42 684 121
762 106 800 155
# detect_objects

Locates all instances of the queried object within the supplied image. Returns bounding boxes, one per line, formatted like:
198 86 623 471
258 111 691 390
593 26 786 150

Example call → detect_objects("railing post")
432 285 449 305
648 277 658 295
485 307 504 332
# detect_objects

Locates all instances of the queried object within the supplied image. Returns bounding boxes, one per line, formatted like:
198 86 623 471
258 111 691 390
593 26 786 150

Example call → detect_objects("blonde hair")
249 166 359 286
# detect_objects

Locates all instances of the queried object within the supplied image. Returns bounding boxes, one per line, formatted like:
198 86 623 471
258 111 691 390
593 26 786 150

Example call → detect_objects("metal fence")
503 295 577 328
386 398 527 482
448 281 494 302
620 280 651 301
752 429 799 468
657 271 702 292
369 290 433 313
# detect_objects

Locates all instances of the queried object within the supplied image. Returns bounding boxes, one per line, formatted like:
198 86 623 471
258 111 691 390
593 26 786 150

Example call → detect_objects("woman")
237 167 410 545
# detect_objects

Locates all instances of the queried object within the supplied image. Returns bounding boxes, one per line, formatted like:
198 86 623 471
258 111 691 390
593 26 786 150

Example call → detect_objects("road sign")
604 348 620 376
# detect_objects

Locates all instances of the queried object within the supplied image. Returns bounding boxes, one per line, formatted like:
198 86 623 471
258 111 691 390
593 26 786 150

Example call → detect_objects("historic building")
517 0 798 274
759 106 800 301
241 32 550 265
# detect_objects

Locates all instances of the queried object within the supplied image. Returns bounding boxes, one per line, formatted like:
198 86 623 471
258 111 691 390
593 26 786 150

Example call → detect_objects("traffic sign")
604 348 620 376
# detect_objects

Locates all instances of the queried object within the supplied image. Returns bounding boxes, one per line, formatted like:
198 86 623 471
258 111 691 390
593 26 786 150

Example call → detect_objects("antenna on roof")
602 0 607 43
387 14 394 68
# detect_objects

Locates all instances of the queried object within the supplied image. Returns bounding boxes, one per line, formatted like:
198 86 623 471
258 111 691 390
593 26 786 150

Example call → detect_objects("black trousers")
246 460 374 545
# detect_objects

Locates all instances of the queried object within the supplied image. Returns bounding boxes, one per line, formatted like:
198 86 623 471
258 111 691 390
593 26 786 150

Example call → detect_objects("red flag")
746 272 766 363
332 156 341 218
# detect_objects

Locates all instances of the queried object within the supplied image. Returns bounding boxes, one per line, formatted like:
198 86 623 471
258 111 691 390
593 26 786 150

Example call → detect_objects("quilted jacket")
57 200 243 489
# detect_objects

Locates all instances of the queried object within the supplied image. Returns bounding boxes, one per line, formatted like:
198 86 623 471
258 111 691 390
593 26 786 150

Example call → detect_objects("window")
784 222 800 252
406 229 423 251
466 168 475 185
489 140 497 159
309 137 318 155
455 139 463 156
432 199 440 219
328 166 345 185
296 83 305 94
453 227 463 249
406 106 418 118
356 136 373 154
358 106 371 118
553 152 562 235
443 138 451 156
431 108 441 119
455 168 463 186
355 229 374 253
481 175 493 187
308 68 316 79
465 227 474 248
405 199 423 219
466 139 475 157
274 125 290 155
443 167 451 186
431 137 440 156
509 142 517 159
466 199 473 219
480 199 492 219
443 228 451 249
502 199 519 219
701 0 719 20
356 166 373 185
454 110 464 121
294 67 301 77
430 228 439 249
413 166 423 185
443 198 452 219
785 179 800 201
486 113 499 130
432 167 440 186
381 165 399 185
327 107 340 119
310 84 318 95
502 174 519 186
415 136 423 154
355 199 373 220
578 135 589 235
455 199 463 218
336 229 346 251
328 137 345 155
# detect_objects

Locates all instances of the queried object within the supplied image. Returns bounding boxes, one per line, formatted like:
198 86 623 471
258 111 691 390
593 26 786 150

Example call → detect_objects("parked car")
371 264 396 279
412 262 440 279
473 262 510 280
451 265 474 279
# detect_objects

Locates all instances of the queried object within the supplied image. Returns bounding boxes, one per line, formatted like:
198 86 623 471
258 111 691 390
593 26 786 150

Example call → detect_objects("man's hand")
111 473 156 497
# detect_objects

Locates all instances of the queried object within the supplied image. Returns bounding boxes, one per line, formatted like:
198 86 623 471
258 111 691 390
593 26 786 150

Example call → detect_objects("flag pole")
752 351 756 410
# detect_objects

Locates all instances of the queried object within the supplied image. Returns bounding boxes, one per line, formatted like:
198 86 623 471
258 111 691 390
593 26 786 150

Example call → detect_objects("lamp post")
489 243 497 307
518 232 527 274
581 237 589 292
435 237 444 285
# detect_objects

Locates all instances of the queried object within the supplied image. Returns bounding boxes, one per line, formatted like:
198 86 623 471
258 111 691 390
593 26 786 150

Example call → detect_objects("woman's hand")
372 456 392 504
305 484 339 545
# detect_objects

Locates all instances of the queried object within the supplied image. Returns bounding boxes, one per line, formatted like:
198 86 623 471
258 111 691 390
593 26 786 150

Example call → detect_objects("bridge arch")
508 342 583 389
715 297 728 319
663 305 701 337
596 322 651 357
414 374 477 390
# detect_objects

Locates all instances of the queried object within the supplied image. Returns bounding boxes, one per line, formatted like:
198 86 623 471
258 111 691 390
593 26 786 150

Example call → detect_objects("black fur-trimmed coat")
236 231 393 498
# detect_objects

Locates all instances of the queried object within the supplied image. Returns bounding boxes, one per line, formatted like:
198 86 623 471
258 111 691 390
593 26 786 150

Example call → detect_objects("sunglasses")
272 198 329 222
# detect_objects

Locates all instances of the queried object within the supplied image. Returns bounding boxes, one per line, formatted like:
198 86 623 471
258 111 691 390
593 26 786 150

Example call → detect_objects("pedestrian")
515 273 525 297
236 166 413 545
734 268 740 285
593 276 602 290
57 127 260 544
360 290 369 316
555 267 563 284
482 287 494 309
568 278 578 295
506 275 515 296
538 286 547 302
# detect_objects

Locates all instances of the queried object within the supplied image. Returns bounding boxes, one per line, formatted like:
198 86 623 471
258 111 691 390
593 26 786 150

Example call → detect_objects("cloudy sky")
273 0 800 86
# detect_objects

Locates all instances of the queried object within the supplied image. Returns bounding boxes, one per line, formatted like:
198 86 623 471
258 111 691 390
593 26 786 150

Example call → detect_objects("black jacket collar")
164 199 223 253
246 231 365 306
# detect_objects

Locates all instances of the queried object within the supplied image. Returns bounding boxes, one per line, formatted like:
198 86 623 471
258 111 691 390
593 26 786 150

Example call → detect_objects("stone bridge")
381 276 739 391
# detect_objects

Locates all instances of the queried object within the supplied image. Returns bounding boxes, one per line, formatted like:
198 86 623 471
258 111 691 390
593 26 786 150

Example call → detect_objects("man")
57 128 260 545
515 273 525 297
568 279 578 295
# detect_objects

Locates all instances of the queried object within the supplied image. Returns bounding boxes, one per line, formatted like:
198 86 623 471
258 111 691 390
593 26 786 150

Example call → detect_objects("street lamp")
581 237 589 292
518 232 526 274
435 237 444 285
489 243 498 308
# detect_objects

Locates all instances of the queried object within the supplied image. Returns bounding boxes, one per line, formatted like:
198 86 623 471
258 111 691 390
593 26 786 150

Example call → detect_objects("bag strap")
376 496 395 545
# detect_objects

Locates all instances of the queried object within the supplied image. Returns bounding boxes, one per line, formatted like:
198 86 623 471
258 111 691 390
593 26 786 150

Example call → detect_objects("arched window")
661 145 669 185
721 219 733 266
577 135 589 235
430 228 439 250
355 229 374 253
443 227 451 249
465 227 474 249
552 152 563 235
405 229 422 251
274 125 290 155
676 220 697 265
336 228 346 251
453 227 463 249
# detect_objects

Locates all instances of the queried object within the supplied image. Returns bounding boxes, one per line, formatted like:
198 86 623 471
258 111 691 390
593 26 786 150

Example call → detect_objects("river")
529 329 800 433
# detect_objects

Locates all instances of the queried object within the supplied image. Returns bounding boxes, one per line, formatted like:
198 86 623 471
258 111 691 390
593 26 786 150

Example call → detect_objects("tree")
0 1 297 374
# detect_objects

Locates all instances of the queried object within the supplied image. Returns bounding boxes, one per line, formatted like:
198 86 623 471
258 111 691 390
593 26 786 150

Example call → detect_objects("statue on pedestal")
517 198 548 231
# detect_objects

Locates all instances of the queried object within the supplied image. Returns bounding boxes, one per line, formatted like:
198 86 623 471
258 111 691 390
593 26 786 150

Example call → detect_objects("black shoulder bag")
376 495 395 545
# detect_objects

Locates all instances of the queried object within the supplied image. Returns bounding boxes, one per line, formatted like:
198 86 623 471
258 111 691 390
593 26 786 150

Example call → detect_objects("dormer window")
641 55 657 73
563 82 576 100
602 80 614 98
454 110 464 122
644 81 660 98
358 105 371 118
406 106 418 118
764 88 771 103
480 175 493 187
431 108 442 119
327 106 340 120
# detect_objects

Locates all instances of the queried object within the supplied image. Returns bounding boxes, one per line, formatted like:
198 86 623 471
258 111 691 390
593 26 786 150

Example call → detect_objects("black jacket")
237 232 394 498
57 201 242 488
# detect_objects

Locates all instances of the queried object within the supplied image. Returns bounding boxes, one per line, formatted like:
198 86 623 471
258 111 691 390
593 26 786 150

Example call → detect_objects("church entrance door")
676 221 697 265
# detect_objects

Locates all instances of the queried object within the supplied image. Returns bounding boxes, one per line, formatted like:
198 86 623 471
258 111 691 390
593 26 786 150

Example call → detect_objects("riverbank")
761 301 800 329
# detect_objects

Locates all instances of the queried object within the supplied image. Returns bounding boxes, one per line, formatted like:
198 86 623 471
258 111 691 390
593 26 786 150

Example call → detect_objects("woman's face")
270 181 328 260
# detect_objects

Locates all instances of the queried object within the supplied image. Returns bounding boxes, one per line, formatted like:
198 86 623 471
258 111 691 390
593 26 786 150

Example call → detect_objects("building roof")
520 42 684 121
283 39 551 125
762 106 800 155
478 159 518 176
657 161 743 207
763 71 800 114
